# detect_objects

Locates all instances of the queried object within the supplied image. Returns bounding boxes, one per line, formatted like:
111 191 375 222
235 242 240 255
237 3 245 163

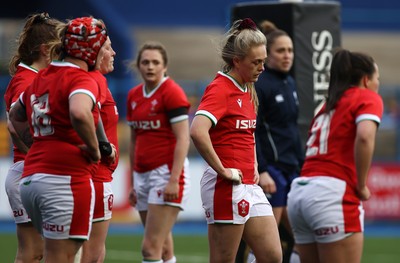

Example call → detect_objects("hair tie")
238 18 257 31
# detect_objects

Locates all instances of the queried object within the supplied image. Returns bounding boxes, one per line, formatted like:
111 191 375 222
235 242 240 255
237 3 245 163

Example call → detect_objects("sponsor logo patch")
314 226 339 236
108 194 114 210
13 210 24 217
43 222 64 232
235 119 256 129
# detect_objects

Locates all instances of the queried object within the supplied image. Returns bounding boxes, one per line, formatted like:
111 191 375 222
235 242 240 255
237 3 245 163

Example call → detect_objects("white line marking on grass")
106 249 208 262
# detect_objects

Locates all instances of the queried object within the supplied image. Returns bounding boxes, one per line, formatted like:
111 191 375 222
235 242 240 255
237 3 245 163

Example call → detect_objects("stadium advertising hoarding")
364 164 400 219
1 158 400 221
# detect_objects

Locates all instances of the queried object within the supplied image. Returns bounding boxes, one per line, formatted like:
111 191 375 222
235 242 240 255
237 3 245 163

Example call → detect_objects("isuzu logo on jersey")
131 120 161 130
235 119 256 129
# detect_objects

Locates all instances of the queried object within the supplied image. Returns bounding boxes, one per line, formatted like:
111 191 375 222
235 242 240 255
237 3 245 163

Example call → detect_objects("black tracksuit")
255 67 304 174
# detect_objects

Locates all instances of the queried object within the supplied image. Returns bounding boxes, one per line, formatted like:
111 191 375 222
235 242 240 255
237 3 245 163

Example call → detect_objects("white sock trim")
163 255 177 263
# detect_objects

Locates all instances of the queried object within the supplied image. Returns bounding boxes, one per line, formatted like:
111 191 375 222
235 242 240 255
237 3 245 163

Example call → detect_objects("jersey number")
30 93 54 137
305 110 334 157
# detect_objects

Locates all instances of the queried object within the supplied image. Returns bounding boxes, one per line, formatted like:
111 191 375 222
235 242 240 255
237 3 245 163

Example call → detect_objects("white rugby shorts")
5 161 30 224
20 173 95 240
133 158 190 211
201 166 273 224
92 181 113 222
287 176 362 244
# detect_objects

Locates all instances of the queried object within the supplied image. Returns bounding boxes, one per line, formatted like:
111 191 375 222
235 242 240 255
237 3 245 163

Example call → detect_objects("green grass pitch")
0 234 399 262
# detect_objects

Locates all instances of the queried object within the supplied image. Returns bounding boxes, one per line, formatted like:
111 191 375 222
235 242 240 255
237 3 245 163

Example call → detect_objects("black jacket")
255 67 304 174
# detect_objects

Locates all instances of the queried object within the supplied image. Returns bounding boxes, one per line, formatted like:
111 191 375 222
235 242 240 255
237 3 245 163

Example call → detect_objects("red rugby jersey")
21 61 100 178
126 77 190 172
301 87 384 190
195 72 257 184
4 63 38 163
90 70 119 182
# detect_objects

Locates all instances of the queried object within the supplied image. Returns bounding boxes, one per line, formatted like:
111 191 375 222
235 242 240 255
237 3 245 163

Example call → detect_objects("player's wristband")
229 168 242 184
99 141 112 156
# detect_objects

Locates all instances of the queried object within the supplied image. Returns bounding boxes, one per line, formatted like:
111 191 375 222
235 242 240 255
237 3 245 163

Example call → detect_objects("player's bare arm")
190 115 242 183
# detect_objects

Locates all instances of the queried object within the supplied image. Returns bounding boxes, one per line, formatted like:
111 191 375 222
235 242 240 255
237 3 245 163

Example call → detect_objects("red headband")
64 17 108 67
238 18 257 31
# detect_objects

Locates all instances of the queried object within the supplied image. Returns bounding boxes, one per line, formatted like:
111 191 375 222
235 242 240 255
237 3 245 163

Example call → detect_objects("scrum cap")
64 17 107 66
